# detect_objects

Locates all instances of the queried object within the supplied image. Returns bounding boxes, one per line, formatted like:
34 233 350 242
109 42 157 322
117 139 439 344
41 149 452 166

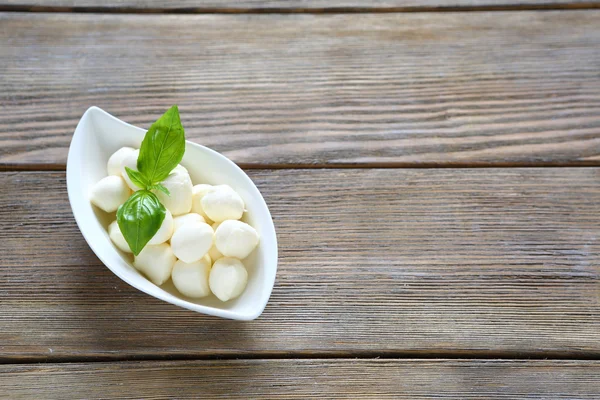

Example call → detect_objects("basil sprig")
117 190 166 255
137 105 186 184
117 105 186 255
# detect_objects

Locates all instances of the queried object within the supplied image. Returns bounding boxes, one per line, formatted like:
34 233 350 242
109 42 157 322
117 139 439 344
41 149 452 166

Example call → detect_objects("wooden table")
1 1 600 398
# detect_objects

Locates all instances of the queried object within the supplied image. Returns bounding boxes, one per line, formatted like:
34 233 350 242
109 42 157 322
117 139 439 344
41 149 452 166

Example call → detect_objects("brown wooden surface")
2 359 600 399
1 169 599 361
1 4 599 397
2 11 600 168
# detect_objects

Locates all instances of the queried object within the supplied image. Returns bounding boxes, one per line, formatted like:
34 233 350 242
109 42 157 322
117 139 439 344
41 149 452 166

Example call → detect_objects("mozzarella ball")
208 245 223 263
120 149 141 191
90 175 131 213
191 184 214 222
170 221 214 263
209 257 248 302
148 209 174 245
173 164 188 174
108 220 132 253
155 166 193 216
107 147 136 176
172 257 211 298
133 243 176 285
215 220 259 259
200 185 245 222
173 213 205 232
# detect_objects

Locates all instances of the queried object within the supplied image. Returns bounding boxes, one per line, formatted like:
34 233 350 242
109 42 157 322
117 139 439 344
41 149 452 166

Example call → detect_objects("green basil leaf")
152 183 171 196
137 105 185 185
125 167 150 190
116 190 166 256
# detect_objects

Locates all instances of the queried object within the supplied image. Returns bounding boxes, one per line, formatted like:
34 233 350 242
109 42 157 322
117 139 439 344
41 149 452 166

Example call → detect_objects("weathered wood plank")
0 169 598 360
1 0 599 11
2 359 600 399
1 12 600 167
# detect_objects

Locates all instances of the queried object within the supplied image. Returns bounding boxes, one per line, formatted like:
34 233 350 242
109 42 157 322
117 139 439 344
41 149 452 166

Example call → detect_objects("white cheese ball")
209 257 248 302
172 257 211 298
215 220 259 259
107 147 136 177
191 184 214 222
108 220 132 253
120 149 141 191
90 175 131 213
148 209 174 245
172 213 205 232
200 185 245 222
170 221 214 263
155 166 193 216
133 243 176 286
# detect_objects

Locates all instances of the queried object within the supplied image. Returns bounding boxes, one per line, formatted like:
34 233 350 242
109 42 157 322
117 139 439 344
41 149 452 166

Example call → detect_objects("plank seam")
1 3 600 14
2 350 600 365
2 162 600 172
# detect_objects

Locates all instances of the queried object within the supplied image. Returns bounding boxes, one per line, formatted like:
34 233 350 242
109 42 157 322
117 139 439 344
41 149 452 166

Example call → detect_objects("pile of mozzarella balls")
89 147 259 302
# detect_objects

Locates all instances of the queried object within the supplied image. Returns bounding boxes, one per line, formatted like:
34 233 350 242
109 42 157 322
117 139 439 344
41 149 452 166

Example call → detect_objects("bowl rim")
66 106 277 320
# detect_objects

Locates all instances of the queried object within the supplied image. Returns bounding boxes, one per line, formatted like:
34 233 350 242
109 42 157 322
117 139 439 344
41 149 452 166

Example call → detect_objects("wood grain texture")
2 12 600 167
0 169 599 360
2 359 600 399
2 0 600 11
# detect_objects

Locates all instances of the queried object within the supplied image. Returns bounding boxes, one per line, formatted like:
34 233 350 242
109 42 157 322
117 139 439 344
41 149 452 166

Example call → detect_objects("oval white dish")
67 106 277 320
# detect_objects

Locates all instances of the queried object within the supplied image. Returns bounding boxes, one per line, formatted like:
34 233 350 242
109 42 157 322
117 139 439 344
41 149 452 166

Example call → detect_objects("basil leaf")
137 105 185 185
116 190 166 256
125 167 150 190
152 183 171 196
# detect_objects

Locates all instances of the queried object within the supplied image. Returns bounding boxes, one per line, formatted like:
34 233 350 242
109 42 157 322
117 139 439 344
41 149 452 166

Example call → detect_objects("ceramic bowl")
67 106 277 320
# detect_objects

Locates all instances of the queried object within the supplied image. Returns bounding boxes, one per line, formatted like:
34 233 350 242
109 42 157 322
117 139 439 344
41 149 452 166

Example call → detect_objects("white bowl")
67 106 277 320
